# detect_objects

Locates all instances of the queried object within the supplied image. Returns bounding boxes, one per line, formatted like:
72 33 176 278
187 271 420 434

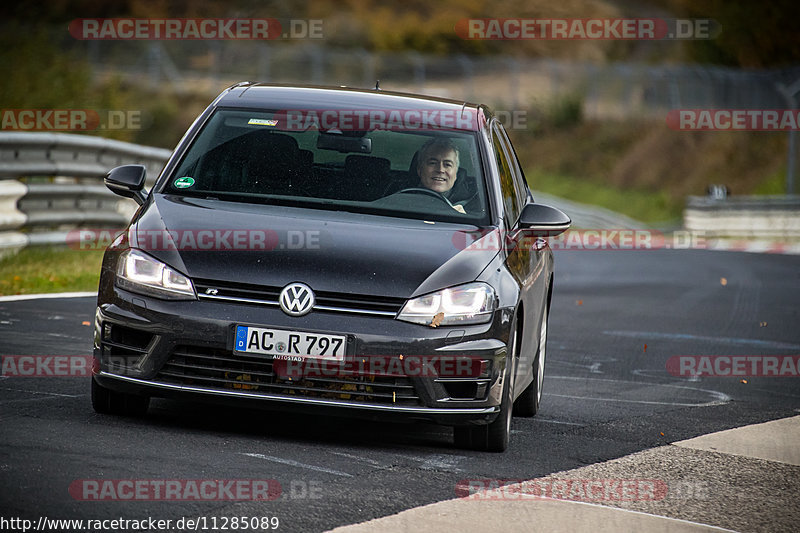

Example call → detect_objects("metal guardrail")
0 132 170 179
684 195 800 238
0 132 171 253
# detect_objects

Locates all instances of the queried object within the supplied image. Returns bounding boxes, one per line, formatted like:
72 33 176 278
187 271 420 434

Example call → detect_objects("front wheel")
454 374 513 452
513 305 548 417
454 325 516 452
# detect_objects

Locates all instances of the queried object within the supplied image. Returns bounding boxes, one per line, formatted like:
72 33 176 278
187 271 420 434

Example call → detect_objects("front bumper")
94 282 514 426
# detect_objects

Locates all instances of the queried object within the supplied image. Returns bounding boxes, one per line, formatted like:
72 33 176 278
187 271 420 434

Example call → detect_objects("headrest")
345 155 390 175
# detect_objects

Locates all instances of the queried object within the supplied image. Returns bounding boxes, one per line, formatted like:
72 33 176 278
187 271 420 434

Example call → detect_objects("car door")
490 121 548 393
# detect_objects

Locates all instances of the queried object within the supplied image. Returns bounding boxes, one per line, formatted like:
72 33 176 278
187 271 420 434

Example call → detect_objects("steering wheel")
397 187 455 207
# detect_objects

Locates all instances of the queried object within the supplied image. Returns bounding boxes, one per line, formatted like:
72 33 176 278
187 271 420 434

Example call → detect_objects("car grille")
194 279 405 317
155 345 422 406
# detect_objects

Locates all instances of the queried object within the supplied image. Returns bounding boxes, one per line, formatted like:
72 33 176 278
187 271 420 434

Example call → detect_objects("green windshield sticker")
174 176 195 189
248 118 278 126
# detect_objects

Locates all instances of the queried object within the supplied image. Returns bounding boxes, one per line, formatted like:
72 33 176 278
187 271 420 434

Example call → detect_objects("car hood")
130 195 499 299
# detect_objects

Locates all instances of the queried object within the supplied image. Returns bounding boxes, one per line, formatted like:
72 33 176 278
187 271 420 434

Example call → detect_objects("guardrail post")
0 180 29 257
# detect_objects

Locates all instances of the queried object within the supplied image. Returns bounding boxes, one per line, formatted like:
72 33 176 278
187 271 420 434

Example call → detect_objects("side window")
491 123 521 225
497 124 530 202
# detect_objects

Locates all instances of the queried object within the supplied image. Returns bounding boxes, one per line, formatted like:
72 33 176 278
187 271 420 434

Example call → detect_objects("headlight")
397 282 496 326
115 249 196 300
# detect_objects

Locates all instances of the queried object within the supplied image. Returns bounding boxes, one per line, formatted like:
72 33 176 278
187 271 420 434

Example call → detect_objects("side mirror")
105 165 147 205
518 203 571 236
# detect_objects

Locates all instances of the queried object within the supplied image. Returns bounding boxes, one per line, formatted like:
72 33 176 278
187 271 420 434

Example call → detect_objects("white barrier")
684 195 800 238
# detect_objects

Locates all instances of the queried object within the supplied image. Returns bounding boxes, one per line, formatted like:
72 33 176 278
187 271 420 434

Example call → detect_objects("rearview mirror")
317 133 372 154
518 203 571 236
105 165 147 205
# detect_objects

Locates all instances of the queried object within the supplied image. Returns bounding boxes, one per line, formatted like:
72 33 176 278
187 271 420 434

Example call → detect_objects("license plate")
234 325 346 361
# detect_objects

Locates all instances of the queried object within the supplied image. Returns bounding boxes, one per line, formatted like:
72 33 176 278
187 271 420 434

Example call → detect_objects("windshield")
162 108 491 225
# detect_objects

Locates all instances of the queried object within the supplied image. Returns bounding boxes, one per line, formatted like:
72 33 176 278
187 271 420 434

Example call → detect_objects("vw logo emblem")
279 283 315 316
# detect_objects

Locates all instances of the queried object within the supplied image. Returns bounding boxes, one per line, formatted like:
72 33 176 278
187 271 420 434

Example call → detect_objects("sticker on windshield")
173 176 195 189
248 118 279 126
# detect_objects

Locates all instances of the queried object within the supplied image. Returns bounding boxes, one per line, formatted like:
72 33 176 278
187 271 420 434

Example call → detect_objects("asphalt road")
1 249 799 532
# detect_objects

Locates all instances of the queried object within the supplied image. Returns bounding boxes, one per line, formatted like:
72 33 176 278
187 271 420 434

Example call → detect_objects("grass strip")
526 169 683 225
0 247 104 296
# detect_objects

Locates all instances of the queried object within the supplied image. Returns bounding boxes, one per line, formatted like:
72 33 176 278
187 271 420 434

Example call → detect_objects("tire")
513 305 548 417
91 377 150 417
454 324 516 452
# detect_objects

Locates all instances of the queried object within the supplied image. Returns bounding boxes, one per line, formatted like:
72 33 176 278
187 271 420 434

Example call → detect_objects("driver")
416 138 467 214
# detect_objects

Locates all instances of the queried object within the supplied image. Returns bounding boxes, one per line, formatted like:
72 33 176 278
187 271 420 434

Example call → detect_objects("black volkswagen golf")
92 83 570 452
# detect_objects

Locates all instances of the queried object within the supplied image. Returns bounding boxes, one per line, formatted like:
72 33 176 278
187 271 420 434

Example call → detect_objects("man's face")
418 149 458 193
